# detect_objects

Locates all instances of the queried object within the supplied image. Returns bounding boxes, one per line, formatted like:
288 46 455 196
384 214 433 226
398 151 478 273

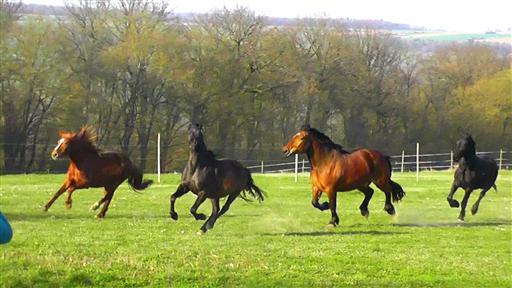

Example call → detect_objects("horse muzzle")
282 147 296 157
51 151 59 160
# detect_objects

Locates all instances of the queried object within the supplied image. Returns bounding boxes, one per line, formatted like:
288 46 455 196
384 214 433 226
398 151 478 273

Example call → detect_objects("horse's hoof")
471 207 478 215
90 203 100 211
457 217 465 222
42 207 49 212
360 210 370 218
65 204 72 209
326 223 336 229
170 212 178 221
320 202 330 211
194 214 207 220
197 229 207 235
384 206 396 216
447 199 460 208
95 214 105 219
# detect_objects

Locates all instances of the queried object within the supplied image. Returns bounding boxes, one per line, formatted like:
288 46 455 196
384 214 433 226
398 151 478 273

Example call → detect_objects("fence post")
302 159 305 173
294 154 299 183
450 150 453 170
400 150 405 173
499 149 503 170
261 160 264 174
157 133 161 183
416 142 419 182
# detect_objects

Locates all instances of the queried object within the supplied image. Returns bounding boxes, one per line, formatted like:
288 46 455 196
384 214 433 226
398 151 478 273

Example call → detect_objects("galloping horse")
447 135 498 221
282 125 405 227
44 127 153 218
169 124 264 233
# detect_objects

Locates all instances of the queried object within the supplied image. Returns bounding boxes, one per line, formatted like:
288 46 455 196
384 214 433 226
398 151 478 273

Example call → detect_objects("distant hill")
19 3 423 31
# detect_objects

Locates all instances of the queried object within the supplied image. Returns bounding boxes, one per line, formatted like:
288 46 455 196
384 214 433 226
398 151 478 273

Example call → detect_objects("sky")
23 0 512 32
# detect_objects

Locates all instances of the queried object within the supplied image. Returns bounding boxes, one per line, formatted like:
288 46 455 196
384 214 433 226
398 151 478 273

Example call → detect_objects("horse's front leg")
458 188 473 221
43 182 70 211
169 184 190 220
326 191 339 227
190 191 207 220
447 182 460 208
311 186 329 211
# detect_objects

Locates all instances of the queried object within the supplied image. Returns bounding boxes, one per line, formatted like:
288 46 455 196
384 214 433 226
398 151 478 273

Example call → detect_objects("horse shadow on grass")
390 220 511 228
4 212 166 222
263 230 410 237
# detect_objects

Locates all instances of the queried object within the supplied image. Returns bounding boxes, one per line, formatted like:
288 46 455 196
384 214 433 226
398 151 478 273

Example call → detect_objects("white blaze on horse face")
52 138 65 158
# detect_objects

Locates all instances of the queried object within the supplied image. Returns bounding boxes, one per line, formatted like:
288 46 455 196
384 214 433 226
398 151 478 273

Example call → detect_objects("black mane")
303 126 348 153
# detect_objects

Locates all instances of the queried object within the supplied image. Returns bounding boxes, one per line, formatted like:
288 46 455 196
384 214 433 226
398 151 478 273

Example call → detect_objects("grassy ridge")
0 171 511 287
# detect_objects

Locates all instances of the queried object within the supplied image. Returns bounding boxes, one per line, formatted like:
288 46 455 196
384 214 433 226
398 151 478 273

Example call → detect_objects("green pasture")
0 171 511 287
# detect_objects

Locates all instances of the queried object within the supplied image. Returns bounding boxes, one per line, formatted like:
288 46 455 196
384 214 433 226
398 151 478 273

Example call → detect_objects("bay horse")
169 123 264 234
447 135 498 221
282 125 405 227
44 127 153 218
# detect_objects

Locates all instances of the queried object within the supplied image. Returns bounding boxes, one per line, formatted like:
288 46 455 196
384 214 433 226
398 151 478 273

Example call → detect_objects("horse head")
51 126 97 159
282 126 314 157
188 123 205 151
454 134 476 161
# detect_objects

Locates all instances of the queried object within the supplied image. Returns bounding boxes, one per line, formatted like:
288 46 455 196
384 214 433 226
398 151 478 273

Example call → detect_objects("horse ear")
301 123 311 131
77 127 88 139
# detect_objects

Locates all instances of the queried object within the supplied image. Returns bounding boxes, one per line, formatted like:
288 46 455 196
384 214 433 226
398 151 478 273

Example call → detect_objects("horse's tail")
390 180 405 202
241 173 265 203
385 156 405 202
127 164 153 191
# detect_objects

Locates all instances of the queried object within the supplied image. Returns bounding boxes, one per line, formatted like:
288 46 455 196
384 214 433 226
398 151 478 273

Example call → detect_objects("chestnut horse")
169 124 264 234
44 127 153 218
282 125 405 227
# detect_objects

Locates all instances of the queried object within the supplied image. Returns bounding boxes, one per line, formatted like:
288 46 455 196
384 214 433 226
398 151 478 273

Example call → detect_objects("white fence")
234 148 511 183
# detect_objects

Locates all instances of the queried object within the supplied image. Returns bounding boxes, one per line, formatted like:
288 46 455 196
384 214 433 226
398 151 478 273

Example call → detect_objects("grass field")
0 171 511 287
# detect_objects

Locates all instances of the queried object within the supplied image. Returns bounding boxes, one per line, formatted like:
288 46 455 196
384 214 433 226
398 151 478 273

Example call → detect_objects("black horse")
447 135 498 221
169 124 265 233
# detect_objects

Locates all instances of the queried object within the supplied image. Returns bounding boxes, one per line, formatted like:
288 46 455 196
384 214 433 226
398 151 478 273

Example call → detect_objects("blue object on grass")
0 212 13 244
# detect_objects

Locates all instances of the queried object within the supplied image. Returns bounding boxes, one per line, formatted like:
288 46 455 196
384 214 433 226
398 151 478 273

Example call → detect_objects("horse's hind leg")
374 181 395 215
65 187 76 209
190 191 207 220
471 188 490 215
91 189 108 211
200 198 220 234
458 188 473 221
170 184 190 220
218 193 239 217
447 183 460 208
358 186 374 218
96 186 117 219
43 182 70 211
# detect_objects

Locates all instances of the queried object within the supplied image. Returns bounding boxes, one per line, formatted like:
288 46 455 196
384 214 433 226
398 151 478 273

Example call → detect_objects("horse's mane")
73 126 101 154
303 126 349 154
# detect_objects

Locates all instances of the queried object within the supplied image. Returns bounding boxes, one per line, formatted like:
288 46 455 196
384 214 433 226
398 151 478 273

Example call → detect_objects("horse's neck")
307 141 336 169
461 153 477 169
187 148 211 170
68 149 99 169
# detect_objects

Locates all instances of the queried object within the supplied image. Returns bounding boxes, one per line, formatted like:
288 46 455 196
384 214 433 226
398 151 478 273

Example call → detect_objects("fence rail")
241 149 511 182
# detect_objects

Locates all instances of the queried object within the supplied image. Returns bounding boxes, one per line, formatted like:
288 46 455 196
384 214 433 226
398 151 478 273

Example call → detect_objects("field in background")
396 31 512 43
0 171 511 287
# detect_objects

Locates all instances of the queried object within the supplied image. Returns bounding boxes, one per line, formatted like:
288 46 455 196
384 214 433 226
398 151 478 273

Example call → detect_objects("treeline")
0 0 511 173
